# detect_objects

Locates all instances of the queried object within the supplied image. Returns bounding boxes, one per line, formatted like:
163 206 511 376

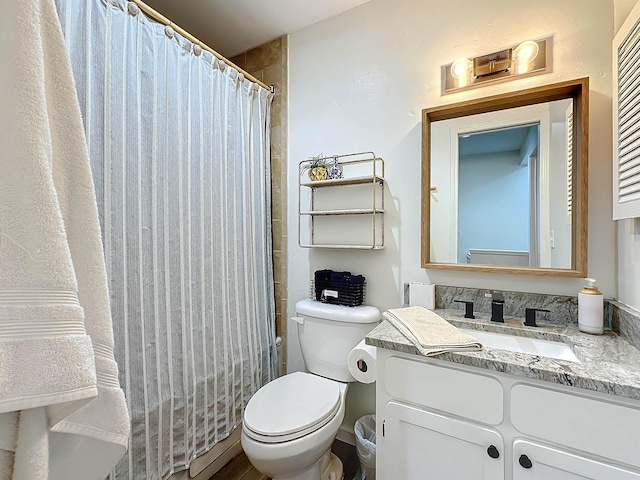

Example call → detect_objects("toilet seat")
243 372 342 443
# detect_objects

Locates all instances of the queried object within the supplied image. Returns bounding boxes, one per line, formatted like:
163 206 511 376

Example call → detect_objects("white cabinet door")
513 440 640 480
511 384 640 468
384 357 503 425
382 401 504 480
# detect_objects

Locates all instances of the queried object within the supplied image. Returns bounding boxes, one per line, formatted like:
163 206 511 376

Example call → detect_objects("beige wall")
231 37 289 372
615 0 638 31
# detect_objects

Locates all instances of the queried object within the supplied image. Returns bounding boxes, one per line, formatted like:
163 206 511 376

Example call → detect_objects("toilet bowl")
242 300 381 480
241 372 348 480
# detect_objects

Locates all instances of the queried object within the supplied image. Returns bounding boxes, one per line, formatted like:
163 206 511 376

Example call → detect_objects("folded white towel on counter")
383 306 482 356
0 0 129 478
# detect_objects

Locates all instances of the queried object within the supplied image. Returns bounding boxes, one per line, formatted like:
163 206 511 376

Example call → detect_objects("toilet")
241 299 380 480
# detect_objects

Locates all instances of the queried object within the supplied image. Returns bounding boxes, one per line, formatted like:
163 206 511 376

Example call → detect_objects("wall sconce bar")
442 37 552 94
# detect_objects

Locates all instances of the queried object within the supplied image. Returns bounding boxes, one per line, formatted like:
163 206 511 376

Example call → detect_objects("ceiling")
459 125 538 157
142 0 372 57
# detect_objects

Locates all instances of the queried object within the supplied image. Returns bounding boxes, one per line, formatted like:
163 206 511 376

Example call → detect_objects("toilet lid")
243 372 341 440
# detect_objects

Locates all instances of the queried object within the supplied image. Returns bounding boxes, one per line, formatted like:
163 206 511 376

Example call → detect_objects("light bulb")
513 40 540 74
450 58 472 87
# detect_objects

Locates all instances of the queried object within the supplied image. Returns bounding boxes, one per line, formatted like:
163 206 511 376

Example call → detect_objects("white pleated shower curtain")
54 0 277 478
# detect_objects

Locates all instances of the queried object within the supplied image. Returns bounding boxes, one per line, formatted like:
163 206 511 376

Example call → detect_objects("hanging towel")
0 410 49 480
383 306 482 356
0 0 129 478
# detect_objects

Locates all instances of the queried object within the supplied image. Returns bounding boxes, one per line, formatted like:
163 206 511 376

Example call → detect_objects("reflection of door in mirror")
430 99 572 268
458 123 538 266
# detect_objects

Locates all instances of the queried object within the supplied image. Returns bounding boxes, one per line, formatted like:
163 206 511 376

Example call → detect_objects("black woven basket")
313 269 366 307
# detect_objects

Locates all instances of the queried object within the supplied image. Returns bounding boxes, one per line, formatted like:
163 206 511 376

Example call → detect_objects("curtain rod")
129 0 271 91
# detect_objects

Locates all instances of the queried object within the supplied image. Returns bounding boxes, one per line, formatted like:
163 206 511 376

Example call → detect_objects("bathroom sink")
460 328 580 363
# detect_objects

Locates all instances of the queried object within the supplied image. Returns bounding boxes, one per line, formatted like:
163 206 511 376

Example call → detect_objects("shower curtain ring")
127 2 140 15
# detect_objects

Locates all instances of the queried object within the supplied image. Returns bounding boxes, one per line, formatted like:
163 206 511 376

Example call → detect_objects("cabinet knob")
487 445 499 459
519 454 533 469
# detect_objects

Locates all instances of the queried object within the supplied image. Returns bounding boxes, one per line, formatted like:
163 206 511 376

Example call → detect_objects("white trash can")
354 414 376 480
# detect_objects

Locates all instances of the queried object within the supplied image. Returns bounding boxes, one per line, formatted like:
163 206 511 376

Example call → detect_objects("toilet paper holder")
356 358 368 373
348 339 377 384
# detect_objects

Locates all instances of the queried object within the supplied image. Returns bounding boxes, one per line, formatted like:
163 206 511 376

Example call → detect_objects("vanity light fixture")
443 37 551 94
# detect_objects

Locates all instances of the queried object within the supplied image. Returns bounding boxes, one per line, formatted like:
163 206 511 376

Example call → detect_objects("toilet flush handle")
291 316 305 325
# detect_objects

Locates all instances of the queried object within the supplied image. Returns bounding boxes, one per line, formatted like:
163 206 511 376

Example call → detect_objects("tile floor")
209 440 360 480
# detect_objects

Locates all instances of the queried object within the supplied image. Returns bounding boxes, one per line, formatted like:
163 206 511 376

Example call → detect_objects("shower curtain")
54 0 277 478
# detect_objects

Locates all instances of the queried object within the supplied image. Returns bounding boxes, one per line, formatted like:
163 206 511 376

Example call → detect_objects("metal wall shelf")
298 152 385 250
304 244 385 250
300 208 384 216
299 175 385 188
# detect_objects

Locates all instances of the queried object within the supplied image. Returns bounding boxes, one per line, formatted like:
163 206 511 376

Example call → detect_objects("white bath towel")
0 413 17 480
0 410 49 480
383 306 482 356
0 0 129 478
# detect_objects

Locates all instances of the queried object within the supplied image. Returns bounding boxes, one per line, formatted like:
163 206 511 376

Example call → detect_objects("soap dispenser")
578 278 603 334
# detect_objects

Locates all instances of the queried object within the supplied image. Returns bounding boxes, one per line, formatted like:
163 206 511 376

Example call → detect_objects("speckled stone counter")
366 308 640 401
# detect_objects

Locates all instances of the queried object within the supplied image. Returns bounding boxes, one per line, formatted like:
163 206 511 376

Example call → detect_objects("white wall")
615 0 640 311
618 220 640 310
287 0 616 425
615 0 638 31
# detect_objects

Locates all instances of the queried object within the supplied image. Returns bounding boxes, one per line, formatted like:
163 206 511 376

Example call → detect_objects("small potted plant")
302 154 329 181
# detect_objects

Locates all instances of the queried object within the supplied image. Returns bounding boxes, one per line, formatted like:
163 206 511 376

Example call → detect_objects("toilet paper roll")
348 339 377 384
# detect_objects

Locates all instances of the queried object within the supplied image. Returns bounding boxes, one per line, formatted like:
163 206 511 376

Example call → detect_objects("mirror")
421 78 588 276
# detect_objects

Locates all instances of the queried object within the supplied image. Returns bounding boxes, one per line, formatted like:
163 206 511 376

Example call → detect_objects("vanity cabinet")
376 350 640 480
383 401 503 479
512 441 640 480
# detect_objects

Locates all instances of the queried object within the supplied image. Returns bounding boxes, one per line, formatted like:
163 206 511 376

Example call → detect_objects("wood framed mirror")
421 78 588 277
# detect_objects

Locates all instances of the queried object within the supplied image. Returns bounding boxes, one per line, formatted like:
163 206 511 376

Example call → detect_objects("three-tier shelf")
298 151 385 250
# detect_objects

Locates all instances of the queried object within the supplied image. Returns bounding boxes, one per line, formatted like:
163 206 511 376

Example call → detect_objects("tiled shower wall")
231 37 288 373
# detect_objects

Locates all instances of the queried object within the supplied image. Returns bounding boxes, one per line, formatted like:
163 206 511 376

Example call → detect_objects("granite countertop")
366 308 640 401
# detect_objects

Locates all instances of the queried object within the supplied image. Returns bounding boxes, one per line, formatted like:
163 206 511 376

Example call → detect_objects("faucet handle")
524 308 550 327
454 299 475 319
491 299 505 323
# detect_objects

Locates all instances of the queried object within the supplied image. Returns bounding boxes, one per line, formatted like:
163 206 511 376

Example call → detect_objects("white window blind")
614 4 640 219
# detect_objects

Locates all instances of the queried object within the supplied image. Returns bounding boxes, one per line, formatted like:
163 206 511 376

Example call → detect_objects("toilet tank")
294 299 380 382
